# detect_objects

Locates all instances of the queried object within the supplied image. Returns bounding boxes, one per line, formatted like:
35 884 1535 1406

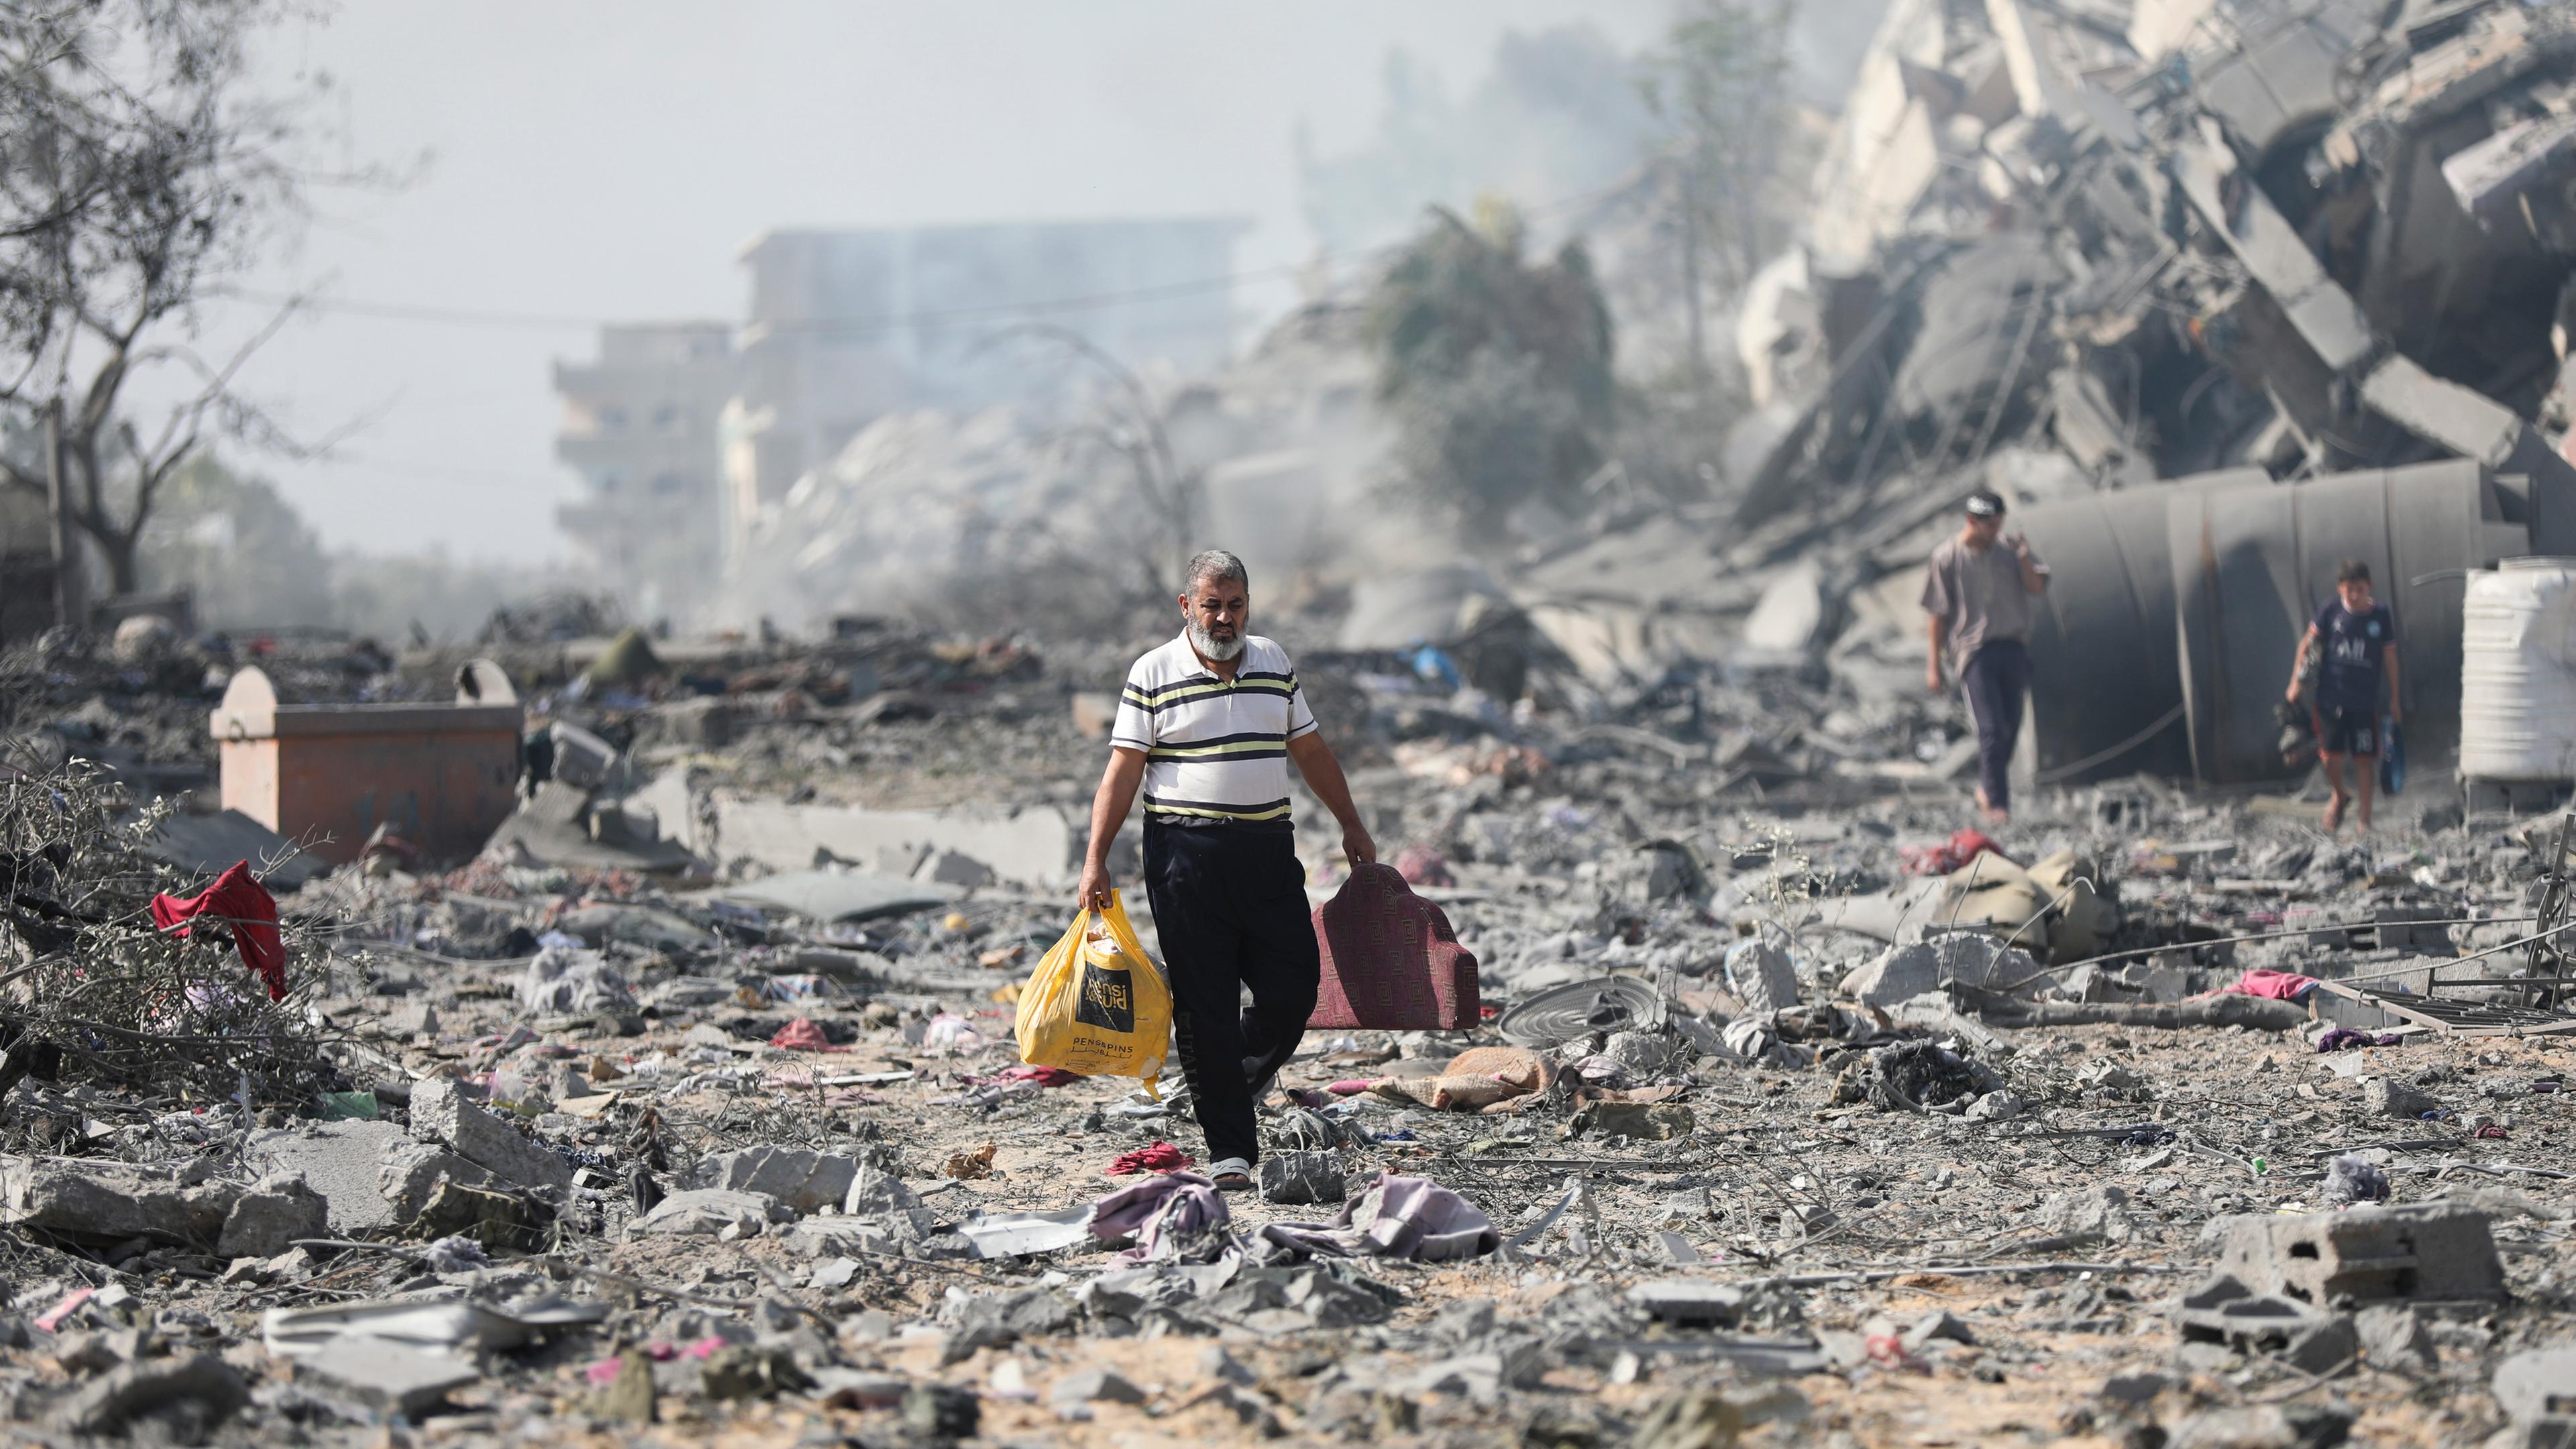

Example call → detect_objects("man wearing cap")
1924 490 2050 824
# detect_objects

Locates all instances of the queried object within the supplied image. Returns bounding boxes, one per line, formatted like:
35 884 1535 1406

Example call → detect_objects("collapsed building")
5 8 2576 1444
1537 0 2576 802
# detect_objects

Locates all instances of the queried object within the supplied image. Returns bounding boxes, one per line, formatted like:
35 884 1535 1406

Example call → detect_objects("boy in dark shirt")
2284 558 2402 832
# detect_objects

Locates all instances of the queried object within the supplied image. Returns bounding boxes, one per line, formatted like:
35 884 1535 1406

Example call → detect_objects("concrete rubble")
0 6 2573 1444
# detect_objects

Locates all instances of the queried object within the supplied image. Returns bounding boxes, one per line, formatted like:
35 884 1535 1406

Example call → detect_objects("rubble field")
0 614 2567 1449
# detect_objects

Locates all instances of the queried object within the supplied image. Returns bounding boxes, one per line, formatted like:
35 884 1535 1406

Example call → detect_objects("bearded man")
1075 549 1375 1192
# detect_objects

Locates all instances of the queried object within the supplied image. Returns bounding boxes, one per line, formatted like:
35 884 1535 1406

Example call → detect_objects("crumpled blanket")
149 860 285 1002
1090 1170 1230 1263
1257 1174 1497 1263
2221 969 2320 1002
2314 1028 2402 1052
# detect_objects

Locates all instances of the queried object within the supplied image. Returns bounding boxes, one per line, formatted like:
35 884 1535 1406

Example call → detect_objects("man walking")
1924 490 2050 824
2284 559 2400 832
1077 550 1375 1192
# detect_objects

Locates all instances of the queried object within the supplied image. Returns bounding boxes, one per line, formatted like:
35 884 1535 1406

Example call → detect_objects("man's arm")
1287 732 1377 867
2286 624 2320 702
2383 644 2402 724
2012 535 2049 594
1075 747 1146 910
1927 614 1949 692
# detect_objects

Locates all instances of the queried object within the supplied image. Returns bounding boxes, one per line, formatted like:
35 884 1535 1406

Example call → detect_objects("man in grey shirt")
1923 490 2050 823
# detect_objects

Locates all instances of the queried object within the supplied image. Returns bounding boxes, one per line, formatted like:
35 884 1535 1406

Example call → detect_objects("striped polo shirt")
1111 632 1318 828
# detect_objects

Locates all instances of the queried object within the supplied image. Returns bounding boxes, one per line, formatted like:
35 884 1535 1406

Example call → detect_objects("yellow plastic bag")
1014 891 1171 1096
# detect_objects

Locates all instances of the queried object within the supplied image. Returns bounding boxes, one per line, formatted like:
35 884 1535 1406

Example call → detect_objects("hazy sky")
199 3 1674 564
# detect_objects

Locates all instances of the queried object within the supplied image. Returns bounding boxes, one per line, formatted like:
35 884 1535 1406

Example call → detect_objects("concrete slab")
409 1079 573 1195
720 870 961 923
294 1339 479 1418
248 1120 411 1234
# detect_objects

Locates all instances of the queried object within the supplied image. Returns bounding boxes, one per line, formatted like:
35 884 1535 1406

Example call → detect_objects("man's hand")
1343 824 1377 867
2284 681 2302 704
1075 859 1113 914
1927 663 1945 694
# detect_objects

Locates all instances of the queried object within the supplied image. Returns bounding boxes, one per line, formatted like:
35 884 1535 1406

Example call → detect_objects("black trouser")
1140 821 1318 1167
1962 638 2031 812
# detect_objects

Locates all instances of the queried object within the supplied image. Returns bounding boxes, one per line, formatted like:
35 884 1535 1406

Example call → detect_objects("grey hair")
1182 549 1248 593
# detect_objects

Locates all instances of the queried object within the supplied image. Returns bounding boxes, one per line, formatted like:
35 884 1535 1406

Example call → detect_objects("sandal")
1210 1157 1253 1192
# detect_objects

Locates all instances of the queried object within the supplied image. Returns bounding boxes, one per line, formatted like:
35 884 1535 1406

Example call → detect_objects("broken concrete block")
1257 1150 1345 1206
628 1188 788 1238
646 696 735 749
1570 1102 1695 1140
690 1146 857 1215
2214 1203 2504 1305
1627 1279 1746 1327
1723 938 1800 1012
0 1157 240 1248
407 1077 572 1193
1050 1366 1146 1407
903 1383 981 1439
2163 1404 2355 1449
1904 1308 1975 1348
2036 1185 2139 1247
378 1140 498 1224
250 1120 411 1234
701 1344 812 1400
2174 1275 2357 1375
1603 1030 1677 1075
1929 932 2040 991
914 848 995 890
413 1179 551 1250
2361 1077 2440 1121
48 1353 248 1436
2493 1342 2576 1425
2353 1304 2436 1373
294 1338 480 1417
1841 944 1939 1006
215 1174 328 1259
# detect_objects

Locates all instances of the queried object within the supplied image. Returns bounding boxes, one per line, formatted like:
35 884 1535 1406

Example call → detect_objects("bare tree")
1638 0 1801 400
0 1 322 602
980 320 1197 596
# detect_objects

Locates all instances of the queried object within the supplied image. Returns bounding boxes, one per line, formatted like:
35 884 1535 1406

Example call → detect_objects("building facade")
551 322 737 623
725 218 1248 522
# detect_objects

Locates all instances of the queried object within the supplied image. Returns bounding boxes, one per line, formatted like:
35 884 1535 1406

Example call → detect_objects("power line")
203 174 1651 338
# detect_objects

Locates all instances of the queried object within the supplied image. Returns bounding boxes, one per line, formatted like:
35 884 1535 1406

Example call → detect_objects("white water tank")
2461 557 2576 781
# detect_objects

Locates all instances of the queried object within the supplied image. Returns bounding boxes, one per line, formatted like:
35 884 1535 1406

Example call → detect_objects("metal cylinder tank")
2018 461 2524 786
2459 557 2576 782
2018 479 2256 782
2167 460 2518 783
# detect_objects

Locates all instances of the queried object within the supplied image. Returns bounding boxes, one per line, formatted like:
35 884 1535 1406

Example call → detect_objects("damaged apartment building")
550 218 1248 624
1526 0 2576 806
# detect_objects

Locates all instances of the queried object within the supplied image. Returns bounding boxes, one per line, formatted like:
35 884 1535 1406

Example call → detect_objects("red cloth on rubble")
148 860 285 1002
1001 1065 1080 1087
1899 829 2006 876
1107 1141 1193 1176
2220 969 2319 1002
1308 861 1480 1030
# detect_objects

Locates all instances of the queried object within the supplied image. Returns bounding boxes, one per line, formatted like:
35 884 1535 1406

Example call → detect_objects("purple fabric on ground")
1256 1174 1498 1263
1089 1171 1230 1262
